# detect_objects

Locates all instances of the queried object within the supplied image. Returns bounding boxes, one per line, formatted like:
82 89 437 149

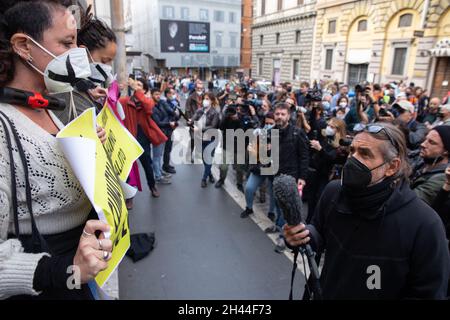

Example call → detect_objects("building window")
214 10 225 22
230 32 238 48
162 6 175 19
295 30 301 44
229 12 236 24
199 9 209 21
297 0 304 5
278 0 283 11
328 20 336 34
180 7 189 20
258 58 263 75
260 34 264 45
293 59 300 80
325 49 333 70
261 0 266 15
392 47 407 75
276 33 280 45
215 32 223 48
398 14 413 28
358 19 367 32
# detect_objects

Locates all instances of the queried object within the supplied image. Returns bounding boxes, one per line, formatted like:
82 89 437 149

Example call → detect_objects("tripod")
290 244 322 301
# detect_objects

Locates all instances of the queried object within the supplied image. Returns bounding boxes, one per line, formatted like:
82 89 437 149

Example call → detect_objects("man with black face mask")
283 122 450 299
411 126 450 206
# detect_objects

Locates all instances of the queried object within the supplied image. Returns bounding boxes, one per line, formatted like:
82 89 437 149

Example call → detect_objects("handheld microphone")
273 174 322 300
0 87 66 111
273 174 304 226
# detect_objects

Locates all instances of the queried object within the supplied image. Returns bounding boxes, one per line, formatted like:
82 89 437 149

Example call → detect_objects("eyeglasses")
354 124 399 153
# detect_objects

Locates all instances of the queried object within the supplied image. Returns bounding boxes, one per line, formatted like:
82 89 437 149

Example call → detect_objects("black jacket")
152 100 175 137
307 180 450 299
277 124 309 181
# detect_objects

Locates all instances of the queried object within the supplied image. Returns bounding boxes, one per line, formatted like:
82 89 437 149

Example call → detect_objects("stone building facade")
251 0 317 86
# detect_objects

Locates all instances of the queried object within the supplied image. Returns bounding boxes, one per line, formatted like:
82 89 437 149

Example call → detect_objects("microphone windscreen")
273 174 303 226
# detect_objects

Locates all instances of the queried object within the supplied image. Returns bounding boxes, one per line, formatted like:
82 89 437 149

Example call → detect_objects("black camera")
339 137 353 147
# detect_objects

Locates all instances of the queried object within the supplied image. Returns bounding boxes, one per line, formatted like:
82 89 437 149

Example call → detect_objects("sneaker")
237 183 244 193
215 179 224 188
274 238 286 254
264 225 278 234
240 207 253 218
163 166 176 174
156 177 172 185
209 174 215 184
267 212 276 222
161 171 172 178
150 187 160 198
201 179 207 188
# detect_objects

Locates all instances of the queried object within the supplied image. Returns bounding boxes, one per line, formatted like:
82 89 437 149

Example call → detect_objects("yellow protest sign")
57 107 142 287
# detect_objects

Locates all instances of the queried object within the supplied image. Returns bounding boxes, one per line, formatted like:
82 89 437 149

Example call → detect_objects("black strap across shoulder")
0 110 50 254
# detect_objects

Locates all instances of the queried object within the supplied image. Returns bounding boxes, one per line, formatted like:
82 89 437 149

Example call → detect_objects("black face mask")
423 155 444 166
342 156 387 189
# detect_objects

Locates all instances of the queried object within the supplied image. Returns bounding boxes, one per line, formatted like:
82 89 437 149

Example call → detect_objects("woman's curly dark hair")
77 5 116 52
0 0 70 87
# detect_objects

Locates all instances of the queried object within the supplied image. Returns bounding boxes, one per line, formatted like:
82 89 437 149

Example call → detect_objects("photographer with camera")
283 122 450 299
392 100 427 150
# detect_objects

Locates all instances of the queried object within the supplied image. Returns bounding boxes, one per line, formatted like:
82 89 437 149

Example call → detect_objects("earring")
27 55 33 62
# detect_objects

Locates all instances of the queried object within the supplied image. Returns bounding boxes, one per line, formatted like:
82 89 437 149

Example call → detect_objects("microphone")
273 174 304 226
273 174 322 300
0 87 66 111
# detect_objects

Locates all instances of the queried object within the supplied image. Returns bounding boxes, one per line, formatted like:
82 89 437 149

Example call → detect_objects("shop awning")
346 49 371 64
430 39 450 57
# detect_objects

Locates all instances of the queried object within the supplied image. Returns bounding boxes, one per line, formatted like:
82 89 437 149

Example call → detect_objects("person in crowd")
218 83 232 108
330 84 349 109
150 88 174 185
411 126 450 206
392 100 427 150
307 103 327 142
162 88 179 174
120 78 167 198
306 118 348 223
0 0 112 299
295 81 311 108
186 81 204 162
192 93 220 188
245 103 309 253
344 92 373 132
284 122 450 299
423 97 442 128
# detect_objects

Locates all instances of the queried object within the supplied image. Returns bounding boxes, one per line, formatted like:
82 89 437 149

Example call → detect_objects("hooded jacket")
120 91 167 146
307 180 450 299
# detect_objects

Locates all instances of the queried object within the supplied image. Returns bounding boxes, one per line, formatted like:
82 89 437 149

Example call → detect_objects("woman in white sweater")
0 1 111 299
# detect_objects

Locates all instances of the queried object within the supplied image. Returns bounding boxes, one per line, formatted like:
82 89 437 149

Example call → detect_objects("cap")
393 100 414 113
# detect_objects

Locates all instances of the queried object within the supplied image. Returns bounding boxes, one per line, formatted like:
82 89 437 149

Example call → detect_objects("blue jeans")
202 139 216 181
152 142 165 180
136 126 156 189
244 173 276 213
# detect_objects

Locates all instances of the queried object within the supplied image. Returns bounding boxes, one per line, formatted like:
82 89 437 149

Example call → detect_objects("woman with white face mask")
307 118 348 223
0 1 110 300
192 93 220 188
52 7 119 125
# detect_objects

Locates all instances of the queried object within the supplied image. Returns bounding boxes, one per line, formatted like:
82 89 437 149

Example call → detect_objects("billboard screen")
160 19 210 53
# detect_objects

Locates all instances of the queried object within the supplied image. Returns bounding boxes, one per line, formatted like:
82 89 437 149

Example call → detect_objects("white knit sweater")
0 103 91 299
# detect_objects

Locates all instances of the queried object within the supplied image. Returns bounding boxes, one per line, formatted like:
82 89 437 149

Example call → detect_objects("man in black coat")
284 122 450 299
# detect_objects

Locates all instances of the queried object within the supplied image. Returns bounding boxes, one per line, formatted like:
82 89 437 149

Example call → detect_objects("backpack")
126 233 156 263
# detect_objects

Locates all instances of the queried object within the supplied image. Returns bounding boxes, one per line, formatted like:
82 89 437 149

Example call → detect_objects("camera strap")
0 110 50 254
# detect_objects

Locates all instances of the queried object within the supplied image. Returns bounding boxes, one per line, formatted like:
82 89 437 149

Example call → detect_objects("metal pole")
110 0 127 88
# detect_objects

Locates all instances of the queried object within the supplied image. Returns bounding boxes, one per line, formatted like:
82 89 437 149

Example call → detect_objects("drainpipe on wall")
420 0 430 29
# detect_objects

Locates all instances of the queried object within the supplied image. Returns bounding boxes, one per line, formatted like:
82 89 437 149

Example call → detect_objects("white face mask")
336 114 345 120
325 126 336 137
203 100 211 108
26 36 91 94
339 102 348 108
87 50 114 88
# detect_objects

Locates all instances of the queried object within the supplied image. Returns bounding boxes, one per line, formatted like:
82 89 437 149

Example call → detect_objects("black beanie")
433 126 450 153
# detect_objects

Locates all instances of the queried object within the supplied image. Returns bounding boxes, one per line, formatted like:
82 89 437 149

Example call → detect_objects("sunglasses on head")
353 124 399 153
